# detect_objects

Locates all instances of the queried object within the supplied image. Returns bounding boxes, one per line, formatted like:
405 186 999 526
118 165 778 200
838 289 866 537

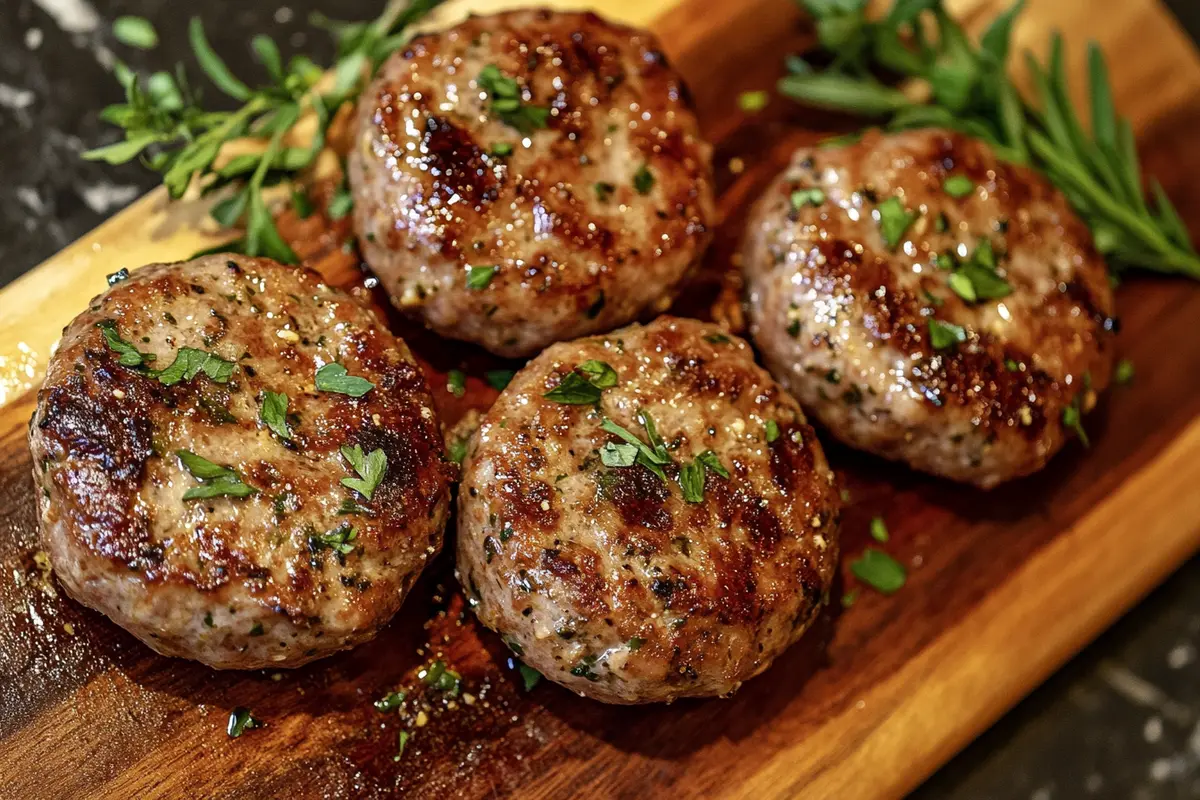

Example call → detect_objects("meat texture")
456 316 841 703
742 129 1116 488
349 8 715 357
29 255 454 669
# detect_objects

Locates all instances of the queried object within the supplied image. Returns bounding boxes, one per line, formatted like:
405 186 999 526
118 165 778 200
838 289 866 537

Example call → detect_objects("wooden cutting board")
3 0 1200 797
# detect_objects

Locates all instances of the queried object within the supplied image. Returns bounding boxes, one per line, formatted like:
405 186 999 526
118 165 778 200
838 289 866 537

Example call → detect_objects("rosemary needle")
779 0 1200 280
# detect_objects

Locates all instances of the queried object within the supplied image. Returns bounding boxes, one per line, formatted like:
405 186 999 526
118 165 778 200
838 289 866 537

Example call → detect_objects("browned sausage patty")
349 8 716 357
742 129 1116 488
456 316 840 704
28 255 454 669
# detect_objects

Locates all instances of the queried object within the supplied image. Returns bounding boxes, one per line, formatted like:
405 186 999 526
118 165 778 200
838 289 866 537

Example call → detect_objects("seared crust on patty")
742 129 1116 488
349 8 715 357
29 255 454 669
456 316 840 704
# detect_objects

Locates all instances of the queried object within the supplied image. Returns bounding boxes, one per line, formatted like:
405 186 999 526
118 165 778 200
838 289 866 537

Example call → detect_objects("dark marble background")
1 1 1198 797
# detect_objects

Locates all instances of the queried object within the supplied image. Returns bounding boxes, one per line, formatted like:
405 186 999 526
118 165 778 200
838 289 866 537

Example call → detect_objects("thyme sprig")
85 0 442 264
781 0 1199 279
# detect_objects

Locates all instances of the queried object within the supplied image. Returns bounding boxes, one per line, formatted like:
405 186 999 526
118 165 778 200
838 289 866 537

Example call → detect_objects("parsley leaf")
928 318 967 350
518 663 542 691
957 262 1012 300
154 347 235 385
600 413 671 481
259 390 291 440
315 363 375 397
765 420 781 442
466 265 497 290
97 320 156 367
448 438 468 464
113 16 159 50
696 450 730 478
850 548 907 594
544 361 618 405
447 369 466 398
327 185 354 219
393 730 411 762
876 196 918 250
226 707 261 738
678 459 706 503
943 175 975 198
1063 404 1090 447
177 450 256 500
374 691 405 712
600 441 638 468
421 660 462 696
478 64 550 134
633 164 655 195
1115 358 1135 385
791 187 826 209
870 516 889 542
310 524 358 555
340 444 387 500
739 89 770 112
485 369 515 391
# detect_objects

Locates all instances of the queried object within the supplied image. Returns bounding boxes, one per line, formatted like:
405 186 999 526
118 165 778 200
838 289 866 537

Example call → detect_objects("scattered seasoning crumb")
414 710 429 728
112 389 126 400
276 329 300 343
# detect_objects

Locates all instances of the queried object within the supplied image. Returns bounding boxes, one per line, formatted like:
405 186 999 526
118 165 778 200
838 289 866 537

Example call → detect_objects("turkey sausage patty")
742 129 1116 488
349 9 716 357
29 255 453 669
456 316 840 704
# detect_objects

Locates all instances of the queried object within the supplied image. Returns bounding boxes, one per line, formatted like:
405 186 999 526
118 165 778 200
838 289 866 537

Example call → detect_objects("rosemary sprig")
85 0 442 264
780 0 1200 279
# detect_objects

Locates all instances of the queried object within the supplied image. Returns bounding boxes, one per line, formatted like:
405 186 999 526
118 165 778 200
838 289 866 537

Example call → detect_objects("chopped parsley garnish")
447 369 466 398
421 660 462 696
1062 404 1090 447
790 187 826 209
177 450 255 499
947 271 977 303
869 516 889 543
1115 358 1135 385
633 164 654 195
106 268 130 286
226 707 260 738
466 265 497 290
259 390 291 440
600 412 671 481
543 360 618 404
485 369 515 391
594 182 616 202
569 654 600 681
850 548 907 594
518 663 542 691
764 419 781 443
327 185 354 220
337 498 372 516
113 15 158 49
374 690 405 712
154 346 235 385
491 142 513 157
696 450 730 479
600 441 638 468
315 363 374 397
447 438 468 465
704 332 732 344
678 459 706 503
943 175 975 198
928 318 967 350
97 320 156 367
739 89 770 112
249 622 264 636
957 263 1012 300
876 196 918 250
291 189 314 219
842 589 861 608
477 64 549 134
340 444 387 500
393 730 411 762
310 524 357 555
628 637 646 651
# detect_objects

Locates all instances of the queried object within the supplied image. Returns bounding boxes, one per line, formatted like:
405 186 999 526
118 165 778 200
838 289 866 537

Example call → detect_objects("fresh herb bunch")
780 0 1200 279
84 0 443 264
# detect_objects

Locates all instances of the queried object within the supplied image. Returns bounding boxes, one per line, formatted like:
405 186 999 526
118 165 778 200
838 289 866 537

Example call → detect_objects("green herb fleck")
600 413 671 481
1062 404 1090 447
340 445 387 500
790 187 826 209
928 319 967 350
877 196 918 250
153 347 235 385
633 164 654 195
310 524 358 556
765 419 781 443
739 90 770 112
678 459 706 503
315 363 374 397
478 64 550 134
448 438 468 465
594 181 615 202
485 369 515 391
421 660 462 696
177 450 255 499
850 548 907 594
1115 358 1134 385
374 691 405 712
696 450 730 479
518 663 542 691
704 332 732 344
259 391 291 440
327 185 354 220
97 320 157 368
544 361 617 404
447 369 466 398
393 730 411 762
491 142 514 157
226 707 260 738
869 516 889 543
943 175 975 198
466 265 497 290
600 441 638 468
842 589 861 608
628 637 646 651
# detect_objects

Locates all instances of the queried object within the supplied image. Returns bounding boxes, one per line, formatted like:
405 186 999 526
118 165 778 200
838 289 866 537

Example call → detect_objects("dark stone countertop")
1 1 1198 797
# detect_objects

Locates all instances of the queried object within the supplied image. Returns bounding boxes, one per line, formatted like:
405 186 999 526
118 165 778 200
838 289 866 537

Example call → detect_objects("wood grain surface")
3 0 1200 798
